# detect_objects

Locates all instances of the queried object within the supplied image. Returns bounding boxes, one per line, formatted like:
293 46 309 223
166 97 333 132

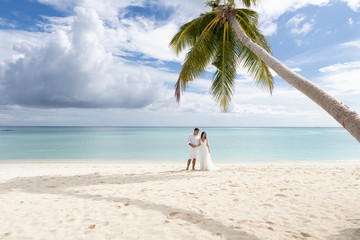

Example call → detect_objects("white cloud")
326 30 337 35
38 3 185 62
286 14 315 35
319 61 360 73
348 18 354 25
291 67 302 72
38 15 74 33
36 0 142 15
0 17 16 28
341 39 360 49
0 113 14 124
115 17 180 61
319 61 360 96
281 37 360 68
254 0 329 36
294 39 307 47
324 69 360 96
35 0 77 11
260 21 278 36
342 0 360 11
0 7 163 109
0 30 45 64
287 14 306 27
36 0 205 23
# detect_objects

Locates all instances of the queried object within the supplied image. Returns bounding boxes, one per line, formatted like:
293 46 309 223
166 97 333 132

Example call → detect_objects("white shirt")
188 134 200 147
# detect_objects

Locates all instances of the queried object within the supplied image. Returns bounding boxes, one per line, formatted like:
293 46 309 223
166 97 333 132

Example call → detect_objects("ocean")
0 127 359 163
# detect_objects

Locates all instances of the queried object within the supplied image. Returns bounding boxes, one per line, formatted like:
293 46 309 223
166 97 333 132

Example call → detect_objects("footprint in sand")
83 225 96 235
88 224 96 229
168 212 179 218
300 232 312 237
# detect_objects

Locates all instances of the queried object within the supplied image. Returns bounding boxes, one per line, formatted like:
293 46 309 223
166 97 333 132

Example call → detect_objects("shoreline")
1 158 360 165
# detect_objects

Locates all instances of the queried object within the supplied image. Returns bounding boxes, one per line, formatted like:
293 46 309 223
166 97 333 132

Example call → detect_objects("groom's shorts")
189 147 199 159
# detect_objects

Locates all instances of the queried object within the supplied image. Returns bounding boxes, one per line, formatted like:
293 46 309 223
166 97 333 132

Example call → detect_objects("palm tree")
170 0 360 142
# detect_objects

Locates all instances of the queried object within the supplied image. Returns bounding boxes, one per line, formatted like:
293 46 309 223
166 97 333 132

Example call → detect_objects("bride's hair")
201 131 206 139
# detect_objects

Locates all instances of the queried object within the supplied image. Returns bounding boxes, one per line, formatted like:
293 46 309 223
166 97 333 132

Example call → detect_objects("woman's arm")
206 139 210 153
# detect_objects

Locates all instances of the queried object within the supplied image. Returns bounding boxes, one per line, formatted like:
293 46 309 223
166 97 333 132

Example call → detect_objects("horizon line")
0 126 342 128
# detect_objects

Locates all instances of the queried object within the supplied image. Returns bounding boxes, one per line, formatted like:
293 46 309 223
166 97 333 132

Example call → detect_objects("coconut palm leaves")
170 2 273 111
207 0 259 8
239 0 259 7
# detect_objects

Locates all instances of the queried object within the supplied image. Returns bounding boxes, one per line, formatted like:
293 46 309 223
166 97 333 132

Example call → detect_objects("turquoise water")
0 127 359 163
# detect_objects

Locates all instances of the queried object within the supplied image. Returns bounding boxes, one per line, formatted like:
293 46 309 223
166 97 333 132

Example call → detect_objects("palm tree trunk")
226 12 360 142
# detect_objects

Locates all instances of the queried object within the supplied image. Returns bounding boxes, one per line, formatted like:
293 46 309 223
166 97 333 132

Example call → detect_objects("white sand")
0 162 359 240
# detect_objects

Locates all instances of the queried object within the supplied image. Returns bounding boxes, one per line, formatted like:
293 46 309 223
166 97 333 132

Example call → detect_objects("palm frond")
239 0 260 8
211 23 238 110
233 8 273 93
169 11 218 56
205 0 221 9
238 45 273 93
235 9 270 52
172 13 221 101
207 0 260 8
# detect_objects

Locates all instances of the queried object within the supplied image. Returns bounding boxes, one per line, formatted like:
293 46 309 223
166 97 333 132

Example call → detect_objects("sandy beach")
0 162 359 240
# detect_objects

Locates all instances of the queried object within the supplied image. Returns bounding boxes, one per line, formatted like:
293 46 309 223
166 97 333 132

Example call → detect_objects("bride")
199 131 217 171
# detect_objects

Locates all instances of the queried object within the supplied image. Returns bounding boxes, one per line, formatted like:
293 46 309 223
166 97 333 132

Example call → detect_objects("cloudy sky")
0 0 359 127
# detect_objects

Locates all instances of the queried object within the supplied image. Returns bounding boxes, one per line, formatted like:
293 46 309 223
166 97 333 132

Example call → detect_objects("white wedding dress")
199 139 217 171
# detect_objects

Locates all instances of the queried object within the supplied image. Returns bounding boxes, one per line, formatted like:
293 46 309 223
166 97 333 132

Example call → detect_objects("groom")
186 128 200 170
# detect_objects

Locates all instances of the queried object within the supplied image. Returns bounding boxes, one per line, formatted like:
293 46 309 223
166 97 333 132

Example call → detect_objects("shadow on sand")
0 170 259 240
328 228 360 240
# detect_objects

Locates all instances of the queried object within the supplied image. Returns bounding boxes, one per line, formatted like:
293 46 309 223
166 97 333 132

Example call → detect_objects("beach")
0 162 359 240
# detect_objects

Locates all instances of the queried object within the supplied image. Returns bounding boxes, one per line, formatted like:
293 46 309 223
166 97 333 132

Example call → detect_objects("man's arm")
188 136 195 148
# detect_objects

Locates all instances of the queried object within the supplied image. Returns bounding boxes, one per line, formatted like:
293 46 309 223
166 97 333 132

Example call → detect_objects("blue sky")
0 0 359 126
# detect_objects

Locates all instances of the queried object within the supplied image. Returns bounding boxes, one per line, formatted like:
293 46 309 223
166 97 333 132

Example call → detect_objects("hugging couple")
186 128 217 171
